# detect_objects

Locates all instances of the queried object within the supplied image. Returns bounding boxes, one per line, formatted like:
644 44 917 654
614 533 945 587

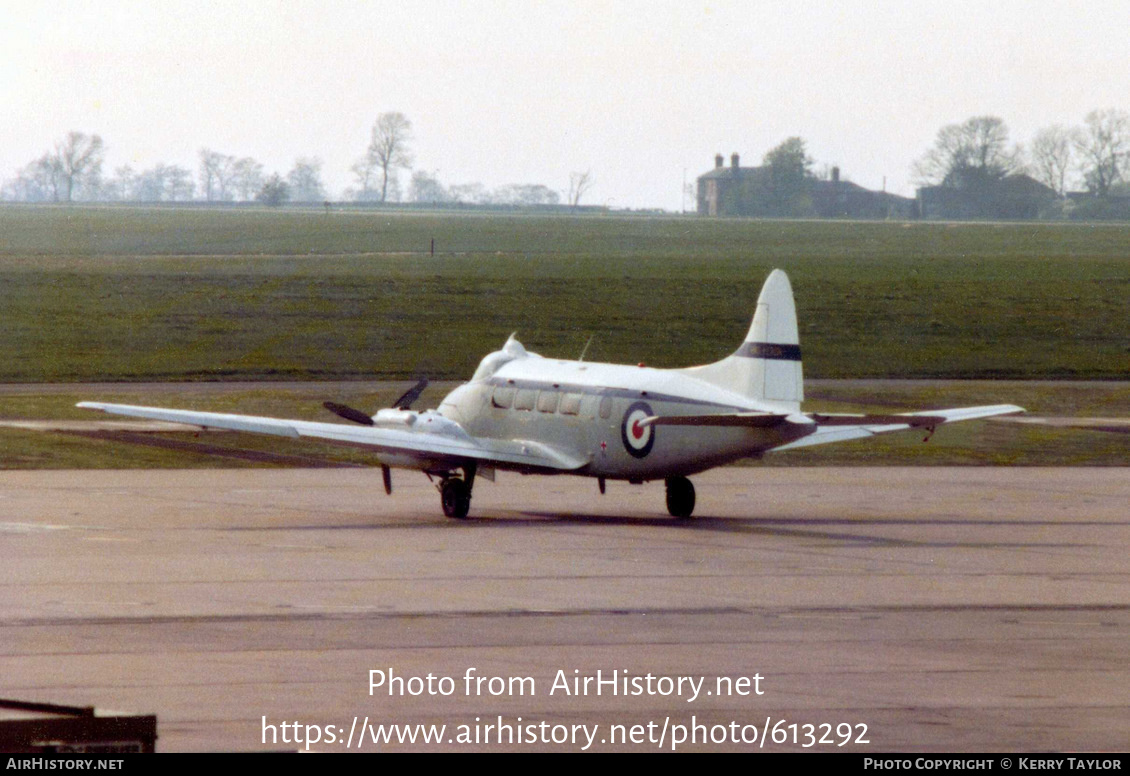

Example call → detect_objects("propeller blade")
393 378 429 409
322 401 375 426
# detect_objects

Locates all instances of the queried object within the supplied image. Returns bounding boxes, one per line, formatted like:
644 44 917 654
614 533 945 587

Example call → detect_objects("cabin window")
599 395 613 419
492 386 515 409
537 390 559 413
514 389 537 411
559 393 582 416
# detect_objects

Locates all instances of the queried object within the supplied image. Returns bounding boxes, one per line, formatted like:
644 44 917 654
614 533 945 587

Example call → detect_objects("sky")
3 0 1129 210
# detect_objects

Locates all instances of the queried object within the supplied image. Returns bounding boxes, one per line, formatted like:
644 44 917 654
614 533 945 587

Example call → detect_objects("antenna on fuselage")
578 334 595 362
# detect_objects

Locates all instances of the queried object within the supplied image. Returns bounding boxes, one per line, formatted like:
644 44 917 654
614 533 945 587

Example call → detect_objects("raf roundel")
621 401 655 458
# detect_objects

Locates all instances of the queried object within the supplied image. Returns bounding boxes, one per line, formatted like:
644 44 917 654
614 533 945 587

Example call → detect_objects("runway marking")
0 522 69 533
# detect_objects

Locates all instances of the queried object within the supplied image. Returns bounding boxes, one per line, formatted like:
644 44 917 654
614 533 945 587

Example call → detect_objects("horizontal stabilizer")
638 404 1023 452
809 413 945 428
643 405 1022 431
989 415 1130 434
772 404 1025 452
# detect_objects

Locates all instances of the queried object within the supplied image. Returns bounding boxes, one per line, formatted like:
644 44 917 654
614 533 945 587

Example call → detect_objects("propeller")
323 378 429 426
392 377 429 409
322 401 374 426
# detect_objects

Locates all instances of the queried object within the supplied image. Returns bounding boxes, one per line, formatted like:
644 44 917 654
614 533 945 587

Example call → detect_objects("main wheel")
665 476 695 518
440 478 471 519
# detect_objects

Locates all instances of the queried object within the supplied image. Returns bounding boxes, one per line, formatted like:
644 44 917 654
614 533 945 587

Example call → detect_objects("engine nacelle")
413 410 472 439
373 408 417 426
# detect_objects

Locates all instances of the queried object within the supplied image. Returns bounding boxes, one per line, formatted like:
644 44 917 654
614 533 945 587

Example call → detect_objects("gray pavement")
1 467 1128 752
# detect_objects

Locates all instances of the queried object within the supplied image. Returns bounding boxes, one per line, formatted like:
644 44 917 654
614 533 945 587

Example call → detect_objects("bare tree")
287 157 326 202
3 155 63 202
568 170 595 209
133 167 166 202
448 182 488 204
52 132 104 201
1075 109 1130 197
913 116 1022 186
1030 125 1078 196
134 163 194 202
494 184 560 206
104 165 137 201
350 156 381 201
165 165 195 201
199 149 236 201
231 157 264 201
409 170 449 203
363 112 413 202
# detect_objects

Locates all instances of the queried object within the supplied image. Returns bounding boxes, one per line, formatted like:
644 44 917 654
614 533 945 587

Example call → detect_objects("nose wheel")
665 476 695 518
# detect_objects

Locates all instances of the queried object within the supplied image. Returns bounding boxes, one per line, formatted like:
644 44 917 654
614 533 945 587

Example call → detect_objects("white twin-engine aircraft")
79 270 1022 519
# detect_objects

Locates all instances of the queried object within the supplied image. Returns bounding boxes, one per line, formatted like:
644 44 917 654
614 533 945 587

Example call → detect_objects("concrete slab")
1 467 1127 751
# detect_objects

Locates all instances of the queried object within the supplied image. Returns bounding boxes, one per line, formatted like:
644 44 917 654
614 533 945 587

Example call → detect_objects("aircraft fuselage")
437 356 808 480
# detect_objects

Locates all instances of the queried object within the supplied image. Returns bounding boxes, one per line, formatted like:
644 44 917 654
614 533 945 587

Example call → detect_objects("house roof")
697 165 765 181
812 178 869 194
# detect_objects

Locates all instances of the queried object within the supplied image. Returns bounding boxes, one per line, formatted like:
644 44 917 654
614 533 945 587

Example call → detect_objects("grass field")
1 205 1128 382
0 205 1126 469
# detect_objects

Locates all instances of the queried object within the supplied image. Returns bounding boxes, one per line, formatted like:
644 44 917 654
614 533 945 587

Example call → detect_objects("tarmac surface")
2 466 1128 752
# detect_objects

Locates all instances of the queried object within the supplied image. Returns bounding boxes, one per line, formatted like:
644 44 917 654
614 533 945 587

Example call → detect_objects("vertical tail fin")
681 269 804 411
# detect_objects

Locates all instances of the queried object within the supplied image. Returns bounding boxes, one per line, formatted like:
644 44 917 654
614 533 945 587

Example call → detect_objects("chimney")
832 166 840 183
714 154 723 169
731 153 740 170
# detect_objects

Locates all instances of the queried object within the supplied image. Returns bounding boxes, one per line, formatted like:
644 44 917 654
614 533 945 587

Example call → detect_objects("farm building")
696 153 913 218
916 172 1057 220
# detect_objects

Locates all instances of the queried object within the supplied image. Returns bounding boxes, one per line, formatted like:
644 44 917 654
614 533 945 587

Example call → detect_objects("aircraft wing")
75 402 587 472
642 404 1024 450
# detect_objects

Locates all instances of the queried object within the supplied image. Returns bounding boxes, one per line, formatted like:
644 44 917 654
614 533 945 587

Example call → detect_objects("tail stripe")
736 342 802 361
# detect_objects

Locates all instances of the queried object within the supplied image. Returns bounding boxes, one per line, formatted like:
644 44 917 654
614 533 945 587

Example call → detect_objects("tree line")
714 108 1128 219
1 133 326 206
1 112 590 208
914 109 1130 198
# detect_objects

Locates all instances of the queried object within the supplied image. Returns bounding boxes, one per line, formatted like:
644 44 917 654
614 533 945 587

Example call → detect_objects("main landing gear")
665 476 696 519
438 463 477 519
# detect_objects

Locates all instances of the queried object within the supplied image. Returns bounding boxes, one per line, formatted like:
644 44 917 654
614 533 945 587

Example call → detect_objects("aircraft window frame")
514 389 537 411
492 386 515 409
559 393 582 416
536 390 559 413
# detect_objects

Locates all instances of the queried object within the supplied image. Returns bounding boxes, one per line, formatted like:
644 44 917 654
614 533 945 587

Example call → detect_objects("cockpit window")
492 387 515 409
